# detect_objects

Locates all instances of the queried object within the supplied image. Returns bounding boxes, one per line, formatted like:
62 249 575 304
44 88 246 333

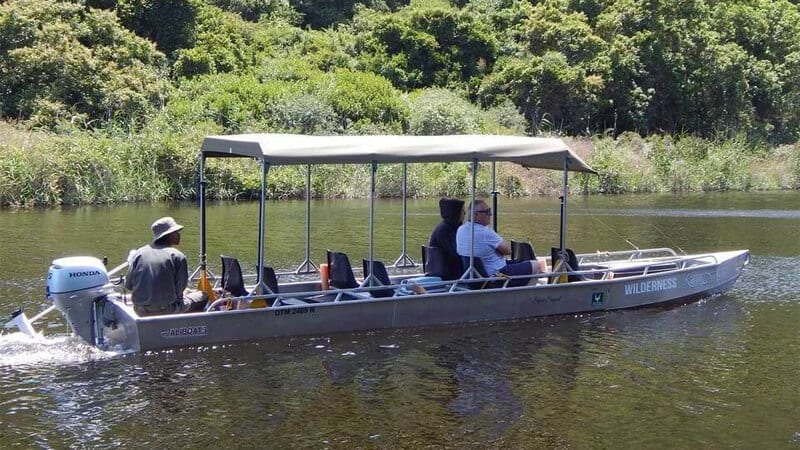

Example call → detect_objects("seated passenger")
125 217 208 316
428 198 465 280
456 199 546 283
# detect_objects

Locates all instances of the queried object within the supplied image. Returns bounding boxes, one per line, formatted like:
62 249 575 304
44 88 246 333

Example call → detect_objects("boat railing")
200 251 723 312
574 247 679 264
203 268 608 312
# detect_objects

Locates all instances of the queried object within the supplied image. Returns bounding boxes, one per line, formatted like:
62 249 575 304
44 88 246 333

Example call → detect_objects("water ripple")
575 208 800 219
731 256 800 303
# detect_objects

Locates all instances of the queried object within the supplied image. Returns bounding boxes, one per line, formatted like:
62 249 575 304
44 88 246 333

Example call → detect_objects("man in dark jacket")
427 198 465 280
125 217 208 316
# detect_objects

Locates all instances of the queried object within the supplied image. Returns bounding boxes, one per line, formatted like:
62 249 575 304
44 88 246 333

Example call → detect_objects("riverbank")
0 122 797 208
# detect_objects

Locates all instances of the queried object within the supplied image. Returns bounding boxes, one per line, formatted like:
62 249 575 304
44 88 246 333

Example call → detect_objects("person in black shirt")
427 198 465 280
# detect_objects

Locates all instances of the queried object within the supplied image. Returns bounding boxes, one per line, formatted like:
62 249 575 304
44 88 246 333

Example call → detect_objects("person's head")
151 216 184 246
438 198 465 225
468 199 492 226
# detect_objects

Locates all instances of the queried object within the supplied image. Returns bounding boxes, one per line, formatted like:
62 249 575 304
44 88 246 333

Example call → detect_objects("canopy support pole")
460 158 481 280
199 154 207 272
559 156 568 253
364 161 378 286
254 160 271 295
393 163 416 268
491 161 498 231
553 156 573 275
295 164 318 274
193 154 215 280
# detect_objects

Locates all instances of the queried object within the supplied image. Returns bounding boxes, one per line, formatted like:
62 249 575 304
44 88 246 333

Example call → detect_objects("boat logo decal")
624 277 677 296
686 272 713 288
591 292 604 305
69 270 102 278
532 296 561 303
160 325 208 338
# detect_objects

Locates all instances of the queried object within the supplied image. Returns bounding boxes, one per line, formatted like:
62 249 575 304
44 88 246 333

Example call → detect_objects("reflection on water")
0 192 798 448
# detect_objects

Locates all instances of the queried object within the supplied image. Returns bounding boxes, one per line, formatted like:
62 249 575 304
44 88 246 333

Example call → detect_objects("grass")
0 122 797 208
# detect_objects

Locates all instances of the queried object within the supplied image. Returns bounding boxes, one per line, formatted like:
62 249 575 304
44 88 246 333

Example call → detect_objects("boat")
5 134 750 352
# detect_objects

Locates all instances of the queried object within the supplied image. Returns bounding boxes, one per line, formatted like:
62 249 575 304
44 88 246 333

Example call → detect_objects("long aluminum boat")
9 134 749 352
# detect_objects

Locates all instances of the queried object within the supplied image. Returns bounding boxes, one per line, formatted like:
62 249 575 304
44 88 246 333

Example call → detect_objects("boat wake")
0 332 119 367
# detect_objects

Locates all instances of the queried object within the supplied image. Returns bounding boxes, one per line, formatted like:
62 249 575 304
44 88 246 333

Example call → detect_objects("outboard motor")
47 256 113 345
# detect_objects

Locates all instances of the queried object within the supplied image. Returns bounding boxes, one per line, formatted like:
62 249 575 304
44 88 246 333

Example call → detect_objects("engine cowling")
47 256 110 296
47 256 113 345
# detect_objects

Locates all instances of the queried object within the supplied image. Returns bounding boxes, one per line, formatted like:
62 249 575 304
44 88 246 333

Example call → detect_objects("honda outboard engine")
47 256 113 345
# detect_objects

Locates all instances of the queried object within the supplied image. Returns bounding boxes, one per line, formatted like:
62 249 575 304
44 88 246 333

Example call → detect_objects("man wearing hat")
125 217 208 316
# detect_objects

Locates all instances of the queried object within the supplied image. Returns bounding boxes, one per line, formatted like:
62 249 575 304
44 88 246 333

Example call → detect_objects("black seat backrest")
511 240 536 261
259 265 279 295
362 259 395 298
326 250 359 289
461 255 490 277
550 247 581 283
421 245 449 279
460 255 495 289
221 255 249 297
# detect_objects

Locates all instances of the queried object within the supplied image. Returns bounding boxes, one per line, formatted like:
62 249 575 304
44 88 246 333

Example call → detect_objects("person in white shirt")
456 199 546 284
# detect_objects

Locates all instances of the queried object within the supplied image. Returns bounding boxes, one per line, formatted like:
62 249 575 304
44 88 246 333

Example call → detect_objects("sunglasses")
475 208 492 216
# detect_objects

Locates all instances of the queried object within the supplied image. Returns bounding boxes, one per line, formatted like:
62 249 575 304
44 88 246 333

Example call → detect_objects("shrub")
317 69 409 132
408 88 482 135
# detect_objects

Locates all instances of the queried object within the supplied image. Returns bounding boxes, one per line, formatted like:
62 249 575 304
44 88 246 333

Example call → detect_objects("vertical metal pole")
199 155 207 271
367 161 377 285
491 161 498 231
560 157 569 252
295 164 317 274
468 158 478 278
393 163 415 267
401 162 407 251
255 160 270 294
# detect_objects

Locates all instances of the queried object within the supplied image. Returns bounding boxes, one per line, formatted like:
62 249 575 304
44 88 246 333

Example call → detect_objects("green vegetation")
0 0 798 207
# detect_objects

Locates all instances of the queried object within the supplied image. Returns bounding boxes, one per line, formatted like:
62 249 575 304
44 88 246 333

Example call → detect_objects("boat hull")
100 250 749 352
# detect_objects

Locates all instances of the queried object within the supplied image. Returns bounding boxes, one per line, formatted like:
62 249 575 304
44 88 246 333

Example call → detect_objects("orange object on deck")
320 263 330 291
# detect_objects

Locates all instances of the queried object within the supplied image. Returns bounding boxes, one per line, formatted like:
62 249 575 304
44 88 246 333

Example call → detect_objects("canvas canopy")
201 134 595 173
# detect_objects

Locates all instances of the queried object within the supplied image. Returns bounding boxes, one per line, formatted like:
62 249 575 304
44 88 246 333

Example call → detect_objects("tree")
354 5 497 91
0 0 168 129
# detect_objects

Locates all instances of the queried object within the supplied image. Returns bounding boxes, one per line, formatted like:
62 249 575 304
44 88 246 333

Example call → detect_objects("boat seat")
221 255 249 298
221 256 283 307
511 240 536 261
259 265 279 295
248 265 280 308
362 259 396 298
319 250 368 301
327 250 359 289
549 248 582 283
459 256 502 290
421 245 449 279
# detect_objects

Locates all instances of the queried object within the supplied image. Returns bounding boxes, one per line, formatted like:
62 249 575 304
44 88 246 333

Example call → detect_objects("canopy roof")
201 133 595 173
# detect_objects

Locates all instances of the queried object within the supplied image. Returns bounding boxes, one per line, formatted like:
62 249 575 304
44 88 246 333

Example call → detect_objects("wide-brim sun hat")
151 216 184 243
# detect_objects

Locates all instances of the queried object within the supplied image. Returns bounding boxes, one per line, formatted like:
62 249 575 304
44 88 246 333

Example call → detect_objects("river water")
0 192 798 448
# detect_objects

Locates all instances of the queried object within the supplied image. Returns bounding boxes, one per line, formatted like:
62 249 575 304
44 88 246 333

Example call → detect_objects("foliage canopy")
0 0 798 144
